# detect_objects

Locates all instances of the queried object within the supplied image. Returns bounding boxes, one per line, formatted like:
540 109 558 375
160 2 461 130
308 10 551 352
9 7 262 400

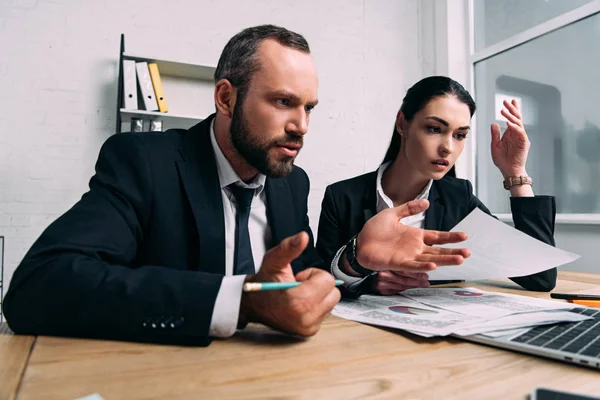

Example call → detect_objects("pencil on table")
243 280 344 292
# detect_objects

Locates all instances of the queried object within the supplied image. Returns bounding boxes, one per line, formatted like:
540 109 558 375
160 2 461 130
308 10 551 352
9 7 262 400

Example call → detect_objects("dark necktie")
229 185 256 275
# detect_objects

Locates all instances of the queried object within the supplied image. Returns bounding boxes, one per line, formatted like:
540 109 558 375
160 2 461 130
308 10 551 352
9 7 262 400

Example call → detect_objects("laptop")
458 306 600 370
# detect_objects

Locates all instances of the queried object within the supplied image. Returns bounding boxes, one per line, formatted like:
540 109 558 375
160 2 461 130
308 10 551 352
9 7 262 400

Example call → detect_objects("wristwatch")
345 235 373 276
503 175 533 190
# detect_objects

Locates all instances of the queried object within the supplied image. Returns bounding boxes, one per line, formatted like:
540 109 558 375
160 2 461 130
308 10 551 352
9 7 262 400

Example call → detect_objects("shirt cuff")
331 245 374 293
209 275 246 338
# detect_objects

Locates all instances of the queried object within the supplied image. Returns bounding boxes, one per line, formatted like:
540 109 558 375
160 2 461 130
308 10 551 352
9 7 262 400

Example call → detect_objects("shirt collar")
209 119 266 192
375 161 433 211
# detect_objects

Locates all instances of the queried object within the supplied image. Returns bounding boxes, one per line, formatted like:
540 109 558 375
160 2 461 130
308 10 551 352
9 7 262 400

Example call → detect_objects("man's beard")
230 100 303 178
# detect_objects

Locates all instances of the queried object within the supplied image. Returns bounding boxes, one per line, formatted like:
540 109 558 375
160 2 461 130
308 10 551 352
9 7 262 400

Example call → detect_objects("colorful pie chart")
388 306 438 315
453 290 483 297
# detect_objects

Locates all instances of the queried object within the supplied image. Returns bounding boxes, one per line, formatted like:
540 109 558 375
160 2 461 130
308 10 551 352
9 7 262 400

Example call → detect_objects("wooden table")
0 324 34 400
2 271 599 400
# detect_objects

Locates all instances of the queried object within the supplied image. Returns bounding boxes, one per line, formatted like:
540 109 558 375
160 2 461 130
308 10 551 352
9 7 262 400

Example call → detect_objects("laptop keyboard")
510 308 600 358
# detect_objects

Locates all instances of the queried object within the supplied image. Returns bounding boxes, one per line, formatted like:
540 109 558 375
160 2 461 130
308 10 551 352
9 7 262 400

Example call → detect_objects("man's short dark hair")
214 25 310 101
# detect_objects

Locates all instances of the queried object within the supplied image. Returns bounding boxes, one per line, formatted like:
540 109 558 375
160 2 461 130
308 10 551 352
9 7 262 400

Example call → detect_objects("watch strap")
503 175 533 190
345 235 373 276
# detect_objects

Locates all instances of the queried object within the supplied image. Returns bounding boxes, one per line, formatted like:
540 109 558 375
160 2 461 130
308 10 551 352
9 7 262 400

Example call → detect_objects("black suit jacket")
317 171 557 293
3 114 321 345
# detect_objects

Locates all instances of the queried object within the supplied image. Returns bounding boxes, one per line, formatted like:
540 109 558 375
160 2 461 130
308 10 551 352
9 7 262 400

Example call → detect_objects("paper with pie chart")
332 294 483 336
400 287 575 318
428 208 580 280
332 287 586 337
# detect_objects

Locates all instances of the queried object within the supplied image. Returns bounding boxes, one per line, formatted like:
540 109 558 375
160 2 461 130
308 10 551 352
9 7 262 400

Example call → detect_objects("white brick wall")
0 0 427 288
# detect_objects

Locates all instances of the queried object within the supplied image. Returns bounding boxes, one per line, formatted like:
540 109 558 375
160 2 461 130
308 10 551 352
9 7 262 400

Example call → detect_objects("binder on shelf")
135 62 159 111
150 120 163 131
148 63 168 113
131 117 144 132
122 60 138 110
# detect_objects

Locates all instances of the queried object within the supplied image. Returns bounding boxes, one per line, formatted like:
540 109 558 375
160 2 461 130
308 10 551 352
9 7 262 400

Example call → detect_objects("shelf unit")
115 34 217 134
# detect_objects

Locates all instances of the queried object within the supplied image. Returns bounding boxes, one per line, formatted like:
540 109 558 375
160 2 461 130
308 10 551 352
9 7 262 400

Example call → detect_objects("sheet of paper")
453 310 590 336
333 288 588 338
427 208 580 280
400 287 575 319
478 327 531 338
403 329 437 338
332 295 483 336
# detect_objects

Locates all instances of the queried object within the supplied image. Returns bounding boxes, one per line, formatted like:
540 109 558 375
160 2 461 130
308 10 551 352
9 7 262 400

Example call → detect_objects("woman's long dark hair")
382 76 477 178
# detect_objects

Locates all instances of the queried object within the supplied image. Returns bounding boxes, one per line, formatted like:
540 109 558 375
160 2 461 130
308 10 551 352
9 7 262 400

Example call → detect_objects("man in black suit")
3 25 468 345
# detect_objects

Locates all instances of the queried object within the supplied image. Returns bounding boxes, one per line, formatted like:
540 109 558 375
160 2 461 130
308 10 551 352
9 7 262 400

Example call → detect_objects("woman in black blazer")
317 76 557 295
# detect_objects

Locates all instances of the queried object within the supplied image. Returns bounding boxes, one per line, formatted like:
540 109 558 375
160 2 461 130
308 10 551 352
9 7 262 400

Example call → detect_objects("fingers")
261 231 308 274
416 253 465 266
504 99 523 120
388 259 437 273
500 108 523 127
291 270 341 337
384 271 430 287
373 272 430 295
389 271 430 280
294 266 334 285
296 286 341 337
505 121 530 147
490 123 501 148
506 121 527 135
392 199 430 220
422 246 470 258
315 285 341 320
423 230 467 245
294 267 337 303
386 246 468 271
294 266 322 282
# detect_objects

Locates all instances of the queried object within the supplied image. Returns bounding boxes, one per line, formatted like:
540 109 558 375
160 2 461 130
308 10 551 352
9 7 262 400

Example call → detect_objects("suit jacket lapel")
363 199 377 225
362 172 378 226
265 177 296 245
360 171 377 227
175 115 226 275
424 181 445 230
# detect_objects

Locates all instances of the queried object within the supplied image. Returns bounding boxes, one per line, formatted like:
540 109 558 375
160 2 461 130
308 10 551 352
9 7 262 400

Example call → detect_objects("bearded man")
4 25 467 345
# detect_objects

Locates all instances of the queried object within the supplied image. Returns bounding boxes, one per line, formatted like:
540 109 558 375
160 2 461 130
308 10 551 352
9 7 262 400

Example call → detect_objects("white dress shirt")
208 120 272 337
331 161 433 291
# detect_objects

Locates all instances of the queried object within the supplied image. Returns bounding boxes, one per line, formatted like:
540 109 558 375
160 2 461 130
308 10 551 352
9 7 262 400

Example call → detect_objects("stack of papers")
332 287 590 338
333 208 586 338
